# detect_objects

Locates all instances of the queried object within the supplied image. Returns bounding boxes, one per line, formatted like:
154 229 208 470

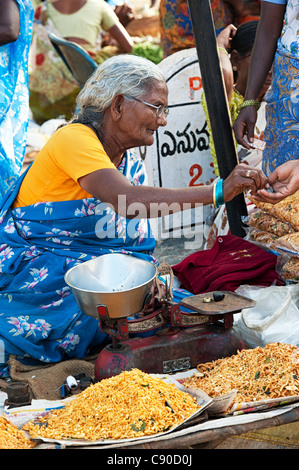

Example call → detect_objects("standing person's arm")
0 0 20 45
107 22 133 53
233 1 285 149
217 24 237 102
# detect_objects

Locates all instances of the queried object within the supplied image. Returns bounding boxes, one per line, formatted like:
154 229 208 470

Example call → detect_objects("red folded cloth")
172 234 283 294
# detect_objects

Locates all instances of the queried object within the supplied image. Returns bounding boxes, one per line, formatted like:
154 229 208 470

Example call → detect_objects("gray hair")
73 54 166 128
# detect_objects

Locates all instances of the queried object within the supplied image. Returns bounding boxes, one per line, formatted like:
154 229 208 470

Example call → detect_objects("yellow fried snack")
249 228 279 248
0 416 36 449
275 232 299 254
281 256 299 281
182 343 299 405
23 369 200 441
249 191 299 231
271 195 299 230
248 210 295 237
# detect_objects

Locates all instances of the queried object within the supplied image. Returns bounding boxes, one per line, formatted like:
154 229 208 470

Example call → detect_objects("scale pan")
64 253 157 319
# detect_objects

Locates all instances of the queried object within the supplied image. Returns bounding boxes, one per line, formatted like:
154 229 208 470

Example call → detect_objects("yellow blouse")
13 123 116 208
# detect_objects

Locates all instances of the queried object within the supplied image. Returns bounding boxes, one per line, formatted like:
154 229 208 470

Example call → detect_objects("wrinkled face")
120 81 169 147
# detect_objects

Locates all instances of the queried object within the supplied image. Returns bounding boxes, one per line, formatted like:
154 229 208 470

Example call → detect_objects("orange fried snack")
182 343 299 404
0 416 36 449
24 369 200 441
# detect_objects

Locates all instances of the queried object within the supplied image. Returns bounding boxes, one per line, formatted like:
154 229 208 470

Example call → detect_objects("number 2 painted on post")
189 164 203 186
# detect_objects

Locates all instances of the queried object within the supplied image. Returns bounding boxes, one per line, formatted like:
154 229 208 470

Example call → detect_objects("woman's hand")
223 164 267 201
217 23 237 51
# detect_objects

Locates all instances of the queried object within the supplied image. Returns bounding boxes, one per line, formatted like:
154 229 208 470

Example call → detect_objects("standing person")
0 0 34 199
202 21 272 176
233 0 299 176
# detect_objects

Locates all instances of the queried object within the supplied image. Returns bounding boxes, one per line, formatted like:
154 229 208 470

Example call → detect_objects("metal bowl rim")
64 253 157 294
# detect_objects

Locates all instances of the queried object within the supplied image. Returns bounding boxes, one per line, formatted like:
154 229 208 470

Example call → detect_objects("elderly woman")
0 55 265 376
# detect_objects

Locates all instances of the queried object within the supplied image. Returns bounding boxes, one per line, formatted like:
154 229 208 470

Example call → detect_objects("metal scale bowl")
65 253 256 381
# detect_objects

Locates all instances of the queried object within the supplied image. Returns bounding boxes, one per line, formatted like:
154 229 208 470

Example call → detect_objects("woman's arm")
233 1 286 148
78 163 266 218
0 0 20 45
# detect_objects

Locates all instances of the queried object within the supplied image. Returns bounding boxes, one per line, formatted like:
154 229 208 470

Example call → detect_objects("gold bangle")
237 99 261 114
213 182 217 208
218 47 228 55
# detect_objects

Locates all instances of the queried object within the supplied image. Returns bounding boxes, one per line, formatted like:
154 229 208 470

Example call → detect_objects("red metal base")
94 324 245 381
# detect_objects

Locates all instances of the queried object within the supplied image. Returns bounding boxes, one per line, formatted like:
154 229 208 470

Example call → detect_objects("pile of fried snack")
2 342 299 446
23 369 200 441
0 416 36 449
248 191 299 281
182 342 299 407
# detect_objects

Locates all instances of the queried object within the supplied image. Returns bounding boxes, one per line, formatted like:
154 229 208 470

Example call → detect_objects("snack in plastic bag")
248 228 279 249
248 197 275 214
275 232 299 255
271 193 299 230
247 210 295 237
281 256 299 282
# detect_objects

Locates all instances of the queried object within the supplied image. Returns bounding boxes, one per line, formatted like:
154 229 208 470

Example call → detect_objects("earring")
233 66 238 71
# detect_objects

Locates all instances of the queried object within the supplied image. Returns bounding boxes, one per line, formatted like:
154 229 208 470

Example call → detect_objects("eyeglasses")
126 96 169 117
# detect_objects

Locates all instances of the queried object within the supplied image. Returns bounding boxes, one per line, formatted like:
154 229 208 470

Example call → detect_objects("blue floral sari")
0 151 157 377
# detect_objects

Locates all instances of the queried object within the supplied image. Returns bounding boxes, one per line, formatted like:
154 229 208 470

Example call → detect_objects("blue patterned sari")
262 39 299 176
0 0 33 199
0 151 156 377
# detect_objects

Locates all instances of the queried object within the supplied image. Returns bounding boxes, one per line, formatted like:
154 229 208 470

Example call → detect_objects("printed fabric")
262 38 299 175
158 0 234 57
263 0 299 54
261 0 299 175
0 0 34 200
29 6 80 124
0 151 156 377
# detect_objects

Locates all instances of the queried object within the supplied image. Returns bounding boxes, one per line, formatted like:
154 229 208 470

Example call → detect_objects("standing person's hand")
114 4 135 27
233 105 259 150
217 23 237 52
253 160 299 203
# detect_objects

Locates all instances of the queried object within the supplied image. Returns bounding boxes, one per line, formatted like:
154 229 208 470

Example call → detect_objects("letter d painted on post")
189 76 202 100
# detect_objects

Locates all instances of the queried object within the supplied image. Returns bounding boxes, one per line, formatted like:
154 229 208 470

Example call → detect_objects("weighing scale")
65 254 255 381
